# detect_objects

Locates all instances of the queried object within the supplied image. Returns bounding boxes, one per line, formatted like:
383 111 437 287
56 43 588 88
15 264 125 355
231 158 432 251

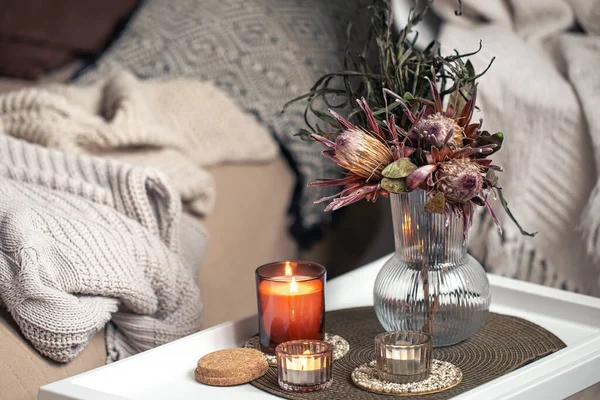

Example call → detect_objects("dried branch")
285 0 493 140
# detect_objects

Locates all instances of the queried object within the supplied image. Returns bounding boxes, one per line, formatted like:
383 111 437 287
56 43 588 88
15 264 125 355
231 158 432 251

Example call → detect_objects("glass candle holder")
256 261 325 353
276 340 333 392
375 330 432 383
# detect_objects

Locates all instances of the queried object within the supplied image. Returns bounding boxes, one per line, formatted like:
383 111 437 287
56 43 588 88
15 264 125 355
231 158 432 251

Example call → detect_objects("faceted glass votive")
375 330 432 383
276 340 333 392
256 261 326 353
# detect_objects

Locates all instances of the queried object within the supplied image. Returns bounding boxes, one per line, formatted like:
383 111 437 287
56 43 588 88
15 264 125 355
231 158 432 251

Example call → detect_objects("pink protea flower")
436 159 483 203
413 113 464 148
308 98 410 211
334 128 394 180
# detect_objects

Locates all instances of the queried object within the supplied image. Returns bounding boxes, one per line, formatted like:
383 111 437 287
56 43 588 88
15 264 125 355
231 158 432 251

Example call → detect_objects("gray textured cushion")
74 0 372 245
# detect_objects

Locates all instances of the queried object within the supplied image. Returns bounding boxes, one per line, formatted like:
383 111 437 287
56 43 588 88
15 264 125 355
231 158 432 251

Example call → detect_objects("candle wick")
290 276 298 293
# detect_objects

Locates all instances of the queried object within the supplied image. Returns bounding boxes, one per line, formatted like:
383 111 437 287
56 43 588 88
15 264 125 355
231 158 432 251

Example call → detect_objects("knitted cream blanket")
433 0 600 295
0 71 279 215
0 134 204 363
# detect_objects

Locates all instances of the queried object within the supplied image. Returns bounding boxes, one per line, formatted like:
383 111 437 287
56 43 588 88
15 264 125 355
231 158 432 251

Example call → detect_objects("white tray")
39 255 600 400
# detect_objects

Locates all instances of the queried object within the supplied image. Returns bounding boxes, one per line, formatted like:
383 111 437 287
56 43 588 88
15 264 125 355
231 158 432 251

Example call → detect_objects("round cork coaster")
194 348 268 386
352 360 462 396
243 333 350 366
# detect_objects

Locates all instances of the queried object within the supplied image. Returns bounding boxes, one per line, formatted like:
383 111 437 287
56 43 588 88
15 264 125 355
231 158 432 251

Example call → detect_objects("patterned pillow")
74 0 372 246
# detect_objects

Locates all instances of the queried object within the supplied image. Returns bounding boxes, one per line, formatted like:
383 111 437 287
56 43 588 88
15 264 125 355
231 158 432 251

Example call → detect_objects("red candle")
256 261 326 353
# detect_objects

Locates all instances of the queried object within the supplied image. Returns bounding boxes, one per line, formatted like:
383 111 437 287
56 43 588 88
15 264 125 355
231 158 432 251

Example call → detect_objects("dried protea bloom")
436 159 483 203
335 129 394 180
413 113 463 148
307 99 402 211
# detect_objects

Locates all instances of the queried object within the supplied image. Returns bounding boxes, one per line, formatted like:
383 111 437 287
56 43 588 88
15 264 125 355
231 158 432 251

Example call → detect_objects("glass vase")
373 190 491 346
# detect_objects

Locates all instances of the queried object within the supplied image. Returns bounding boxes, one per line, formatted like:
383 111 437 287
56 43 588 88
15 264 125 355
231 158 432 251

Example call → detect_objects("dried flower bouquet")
286 0 534 239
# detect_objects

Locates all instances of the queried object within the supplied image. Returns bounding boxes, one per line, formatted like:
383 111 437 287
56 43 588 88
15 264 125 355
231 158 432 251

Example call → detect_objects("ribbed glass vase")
373 190 491 347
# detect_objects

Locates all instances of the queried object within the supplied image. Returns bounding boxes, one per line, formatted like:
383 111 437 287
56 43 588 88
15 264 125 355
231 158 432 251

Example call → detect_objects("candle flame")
290 276 298 293
284 261 293 277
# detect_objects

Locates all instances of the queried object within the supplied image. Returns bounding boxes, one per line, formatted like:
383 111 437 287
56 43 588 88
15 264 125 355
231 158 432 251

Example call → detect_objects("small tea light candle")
255 261 325 353
276 340 333 392
375 331 432 383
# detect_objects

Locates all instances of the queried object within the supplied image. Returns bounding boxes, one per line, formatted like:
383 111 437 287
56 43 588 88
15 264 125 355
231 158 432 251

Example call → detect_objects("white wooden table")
39 255 600 400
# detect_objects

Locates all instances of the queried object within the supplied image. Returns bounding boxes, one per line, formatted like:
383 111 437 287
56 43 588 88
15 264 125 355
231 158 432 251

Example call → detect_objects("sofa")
0 59 388 398
0 159 297 400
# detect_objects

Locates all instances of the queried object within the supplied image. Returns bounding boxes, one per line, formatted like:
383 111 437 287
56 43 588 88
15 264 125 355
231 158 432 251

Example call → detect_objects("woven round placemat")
250 306 565 399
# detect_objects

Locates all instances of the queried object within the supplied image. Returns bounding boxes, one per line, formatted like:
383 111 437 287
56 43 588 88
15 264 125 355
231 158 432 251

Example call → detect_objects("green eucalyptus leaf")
382 158 418 179
381 178 408 193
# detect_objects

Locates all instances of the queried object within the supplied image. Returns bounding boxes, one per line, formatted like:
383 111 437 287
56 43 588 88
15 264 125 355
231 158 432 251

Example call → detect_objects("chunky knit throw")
0 71 278 216
432 0 600 296
0 134 205 363
72 0 373 245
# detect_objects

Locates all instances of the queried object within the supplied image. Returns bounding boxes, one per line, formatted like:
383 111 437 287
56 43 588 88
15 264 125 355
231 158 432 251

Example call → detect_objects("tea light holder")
375 330 432 383
276 340 333 392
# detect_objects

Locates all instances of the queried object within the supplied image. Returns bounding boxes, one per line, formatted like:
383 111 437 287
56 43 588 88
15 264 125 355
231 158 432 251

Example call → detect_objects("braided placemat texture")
250 306 565 399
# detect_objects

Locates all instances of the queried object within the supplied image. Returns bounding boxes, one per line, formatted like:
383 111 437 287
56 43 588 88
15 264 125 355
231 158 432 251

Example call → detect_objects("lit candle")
276 340 333 392
375 331 432 383
256 261 326 353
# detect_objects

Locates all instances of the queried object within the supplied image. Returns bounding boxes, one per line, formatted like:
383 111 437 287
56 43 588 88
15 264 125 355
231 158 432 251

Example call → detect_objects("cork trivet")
250 307 566 399
195 348 268 386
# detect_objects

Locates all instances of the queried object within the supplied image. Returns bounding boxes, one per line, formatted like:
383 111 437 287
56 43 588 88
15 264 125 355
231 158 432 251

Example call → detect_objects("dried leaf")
403 92 415 101
471 196 485 206
424 192 445 214
382 158 417 179
413 148 428 166
284 1 494 141
475 132 503 155
294 129 313 141
486 169 498 186
496 188 537 237
448 80 474 118
406 164 437 190
465 59 476 77
381 178 408 193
